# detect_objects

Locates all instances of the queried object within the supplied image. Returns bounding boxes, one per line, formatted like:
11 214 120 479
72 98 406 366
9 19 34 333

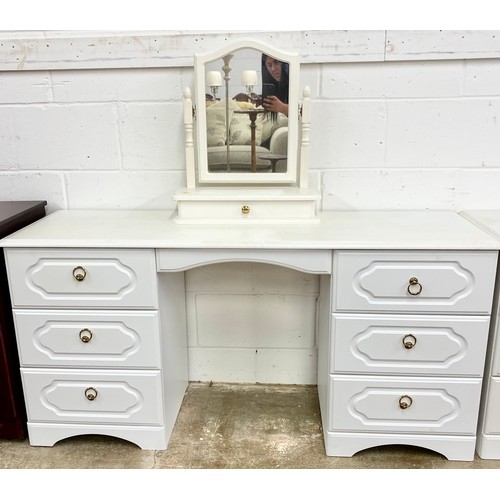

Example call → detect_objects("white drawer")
331 314 490 376
177 199 317 220
328 375 482 435
22 368 164 425
334 250 497 314
14 310 161 368
5 248 158 309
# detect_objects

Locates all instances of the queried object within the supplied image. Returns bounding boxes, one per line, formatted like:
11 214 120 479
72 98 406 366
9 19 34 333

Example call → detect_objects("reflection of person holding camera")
261 54 289 118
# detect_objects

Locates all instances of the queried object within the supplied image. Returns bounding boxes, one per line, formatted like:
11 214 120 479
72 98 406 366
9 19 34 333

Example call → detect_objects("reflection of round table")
257 153 287 172
234 108 266 172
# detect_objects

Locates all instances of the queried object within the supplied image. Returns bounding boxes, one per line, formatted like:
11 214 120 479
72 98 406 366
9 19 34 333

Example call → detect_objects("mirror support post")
222 53 233 172
299 86 311 188
183 87 196 188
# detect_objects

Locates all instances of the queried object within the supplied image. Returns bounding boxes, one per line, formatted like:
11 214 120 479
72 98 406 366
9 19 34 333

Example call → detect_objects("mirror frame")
194 39 300 185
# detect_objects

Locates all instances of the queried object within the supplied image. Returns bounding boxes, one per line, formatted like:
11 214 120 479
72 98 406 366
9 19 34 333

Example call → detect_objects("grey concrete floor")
1 382 500 469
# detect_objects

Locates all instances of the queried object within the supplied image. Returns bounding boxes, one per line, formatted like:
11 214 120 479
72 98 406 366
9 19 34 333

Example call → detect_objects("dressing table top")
1 210 498 251
460 211 500 241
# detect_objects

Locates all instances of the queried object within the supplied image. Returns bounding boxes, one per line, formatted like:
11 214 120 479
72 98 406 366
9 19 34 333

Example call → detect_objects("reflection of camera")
262 83 276 109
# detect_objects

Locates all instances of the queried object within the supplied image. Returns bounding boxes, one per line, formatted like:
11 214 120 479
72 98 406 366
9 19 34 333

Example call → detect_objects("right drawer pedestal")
319 250 498 461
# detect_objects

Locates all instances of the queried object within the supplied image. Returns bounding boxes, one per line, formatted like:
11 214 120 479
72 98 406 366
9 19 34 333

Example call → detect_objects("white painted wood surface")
1 209 499 249
331 314 491 376
5 248 158 308
0 31 386 70
333 250 498 314
385 31 500 61
2 31 500 71
328 375 483 434
22 368 164 424
13 309 162 368
156 248 331 273
461 211 500 240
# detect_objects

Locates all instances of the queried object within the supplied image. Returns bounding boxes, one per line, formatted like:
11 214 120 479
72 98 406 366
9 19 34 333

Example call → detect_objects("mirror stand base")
173 187 320 225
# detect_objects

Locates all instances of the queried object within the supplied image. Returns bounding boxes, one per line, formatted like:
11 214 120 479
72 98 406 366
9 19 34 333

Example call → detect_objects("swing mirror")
194 40 299 184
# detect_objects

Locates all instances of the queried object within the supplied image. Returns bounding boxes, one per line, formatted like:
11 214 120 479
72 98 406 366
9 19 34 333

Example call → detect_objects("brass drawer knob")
79 328 93 343
73 266 87 282
402 334 417 349
85 387 98 401
407 277 422 296
399 395 413 409
241 205 250 215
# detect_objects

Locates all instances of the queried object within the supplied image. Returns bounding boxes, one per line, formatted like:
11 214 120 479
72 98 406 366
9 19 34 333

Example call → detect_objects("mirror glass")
195 41 299 184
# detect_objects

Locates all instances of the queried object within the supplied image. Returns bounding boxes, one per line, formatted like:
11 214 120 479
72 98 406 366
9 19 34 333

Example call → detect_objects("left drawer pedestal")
5 248 186 450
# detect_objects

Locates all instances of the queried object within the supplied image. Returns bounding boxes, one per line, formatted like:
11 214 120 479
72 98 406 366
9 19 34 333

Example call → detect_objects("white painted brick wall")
185 263 319 383
0 103 121 170
314 57 500 212
2 30 500 383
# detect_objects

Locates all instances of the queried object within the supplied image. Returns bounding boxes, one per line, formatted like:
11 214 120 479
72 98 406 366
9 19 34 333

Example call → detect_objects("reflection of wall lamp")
206 71 222 100
242 70 257 94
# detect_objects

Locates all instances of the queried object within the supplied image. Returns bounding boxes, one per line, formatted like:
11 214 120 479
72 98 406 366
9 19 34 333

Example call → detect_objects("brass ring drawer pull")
402 334 417 349
241 205 250 215
407 277 422 296
73 266 87 282
79 328 93 343
85 387 98 401
399 395 412 409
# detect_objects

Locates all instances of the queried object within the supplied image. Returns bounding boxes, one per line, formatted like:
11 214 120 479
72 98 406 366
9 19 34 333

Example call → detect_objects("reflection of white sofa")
206 99 288 172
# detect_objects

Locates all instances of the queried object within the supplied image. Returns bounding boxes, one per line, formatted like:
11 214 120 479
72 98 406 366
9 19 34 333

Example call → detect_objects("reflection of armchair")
268 127 288 172
206 99 287 172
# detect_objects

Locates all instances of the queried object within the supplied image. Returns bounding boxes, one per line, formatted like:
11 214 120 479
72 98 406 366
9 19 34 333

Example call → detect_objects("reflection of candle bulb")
242 70 257 95
206 71 222 87
241 70 257 86
207 71 222 101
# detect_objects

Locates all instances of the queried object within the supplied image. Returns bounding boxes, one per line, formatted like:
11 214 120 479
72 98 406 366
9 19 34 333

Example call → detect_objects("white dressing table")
1 209 499 461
